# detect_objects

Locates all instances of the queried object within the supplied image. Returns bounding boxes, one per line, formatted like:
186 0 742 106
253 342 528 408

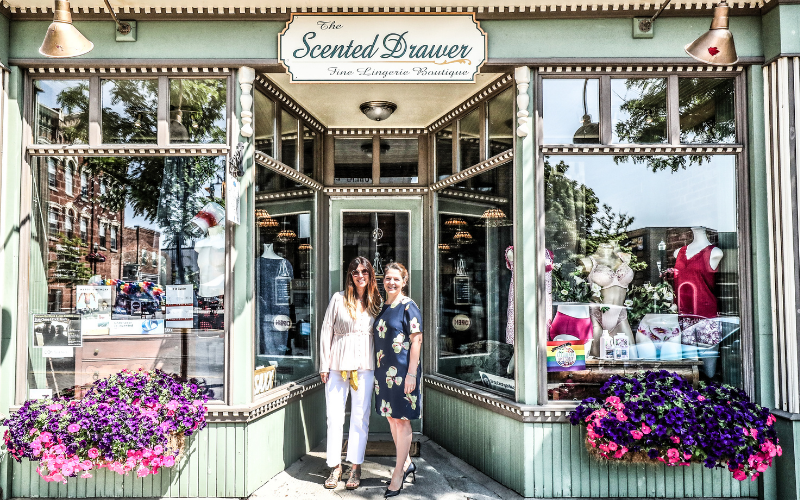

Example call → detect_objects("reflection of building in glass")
121 226 162 283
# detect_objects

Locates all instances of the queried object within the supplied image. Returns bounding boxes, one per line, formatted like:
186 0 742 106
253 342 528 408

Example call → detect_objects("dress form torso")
673 228 723 318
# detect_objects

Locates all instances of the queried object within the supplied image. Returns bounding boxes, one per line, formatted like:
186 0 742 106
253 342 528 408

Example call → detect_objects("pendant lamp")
40 0 94 58
684 1 738 66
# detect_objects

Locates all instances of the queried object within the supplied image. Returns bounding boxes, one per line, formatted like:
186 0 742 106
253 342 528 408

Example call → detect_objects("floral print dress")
373 296 422 420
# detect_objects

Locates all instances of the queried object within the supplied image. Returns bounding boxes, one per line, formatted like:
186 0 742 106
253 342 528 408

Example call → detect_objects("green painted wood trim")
515 67 538 405
0 66 24 500
761 5 800 62
231 69 255 407
0 15 9 67
9 21 284 61
773 418 800 500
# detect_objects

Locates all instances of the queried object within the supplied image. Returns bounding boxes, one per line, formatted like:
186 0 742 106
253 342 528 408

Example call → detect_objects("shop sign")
279 14 486 83
452 314 471 331
254 366 276 397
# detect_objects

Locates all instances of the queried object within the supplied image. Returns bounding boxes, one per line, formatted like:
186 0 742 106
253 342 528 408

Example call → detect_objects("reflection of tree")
613 78 735 172
52 82 90 144
545 158 645 271
49 235 93 309
56 79 227 284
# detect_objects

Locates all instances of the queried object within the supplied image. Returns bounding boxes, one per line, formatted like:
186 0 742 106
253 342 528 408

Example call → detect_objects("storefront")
0 1 799 498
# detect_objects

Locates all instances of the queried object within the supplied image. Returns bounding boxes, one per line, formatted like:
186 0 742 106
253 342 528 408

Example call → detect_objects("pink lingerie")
548 311 593 342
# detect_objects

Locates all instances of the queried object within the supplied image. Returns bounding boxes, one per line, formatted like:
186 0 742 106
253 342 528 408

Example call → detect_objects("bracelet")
406 372 417 378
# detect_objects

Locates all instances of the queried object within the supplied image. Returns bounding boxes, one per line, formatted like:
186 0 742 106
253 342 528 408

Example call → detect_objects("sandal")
324 466 342 489
345 467 362 490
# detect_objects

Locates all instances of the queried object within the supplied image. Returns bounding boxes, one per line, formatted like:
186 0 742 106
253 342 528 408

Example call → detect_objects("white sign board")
279 14 486 83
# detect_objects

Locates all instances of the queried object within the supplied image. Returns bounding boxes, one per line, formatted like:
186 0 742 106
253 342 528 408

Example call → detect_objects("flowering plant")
570 370 781 482
551 262 596 303
3 369 208 483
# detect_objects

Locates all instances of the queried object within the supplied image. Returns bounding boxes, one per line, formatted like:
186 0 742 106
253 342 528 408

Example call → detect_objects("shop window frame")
534 67 753 406
326 132 427 186
16 68 236 407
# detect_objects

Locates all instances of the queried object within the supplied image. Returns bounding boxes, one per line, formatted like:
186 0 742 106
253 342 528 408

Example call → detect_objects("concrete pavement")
249 435 523 500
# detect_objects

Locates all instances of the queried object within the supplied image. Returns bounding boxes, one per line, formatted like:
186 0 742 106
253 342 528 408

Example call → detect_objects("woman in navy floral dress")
373 263 422 497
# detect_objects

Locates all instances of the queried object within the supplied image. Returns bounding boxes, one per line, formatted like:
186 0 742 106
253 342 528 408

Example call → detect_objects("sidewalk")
250 435 523 500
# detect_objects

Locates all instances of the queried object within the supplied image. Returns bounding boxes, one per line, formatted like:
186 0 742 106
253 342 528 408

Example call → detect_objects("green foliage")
52 81 90 144
48 235 93 289
624 281 676 326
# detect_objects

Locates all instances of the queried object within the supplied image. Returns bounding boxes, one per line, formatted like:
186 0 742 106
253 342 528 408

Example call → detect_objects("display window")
254 167 317 395
540 73 745 401
27 155 227 401
33 79 89 145
435 160 515 396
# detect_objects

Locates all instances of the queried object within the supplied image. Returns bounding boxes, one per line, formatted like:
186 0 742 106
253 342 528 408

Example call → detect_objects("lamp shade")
39 0 94 58
360 101 397 121
684 1 738 66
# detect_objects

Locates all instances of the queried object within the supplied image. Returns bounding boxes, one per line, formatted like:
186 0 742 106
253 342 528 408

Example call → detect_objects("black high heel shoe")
402 462 417 483
384 483 403 498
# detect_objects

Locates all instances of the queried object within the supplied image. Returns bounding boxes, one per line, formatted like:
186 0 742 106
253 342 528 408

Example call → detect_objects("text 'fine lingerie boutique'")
1 1 800 499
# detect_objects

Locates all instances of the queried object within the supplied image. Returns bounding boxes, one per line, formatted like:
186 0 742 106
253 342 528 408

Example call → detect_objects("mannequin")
581 242 636 358
196 224 226 297
673 227 724 371
259 243 294 355
262 243 282 259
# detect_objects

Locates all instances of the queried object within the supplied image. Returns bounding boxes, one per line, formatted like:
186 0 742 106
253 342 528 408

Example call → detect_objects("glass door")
329 197 423 433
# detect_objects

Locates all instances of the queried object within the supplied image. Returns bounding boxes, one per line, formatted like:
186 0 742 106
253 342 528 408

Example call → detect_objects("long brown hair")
384 262 409 295
344 257 382 318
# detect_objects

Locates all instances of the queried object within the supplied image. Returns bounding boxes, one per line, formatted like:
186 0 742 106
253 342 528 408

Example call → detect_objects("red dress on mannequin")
674 245 718 318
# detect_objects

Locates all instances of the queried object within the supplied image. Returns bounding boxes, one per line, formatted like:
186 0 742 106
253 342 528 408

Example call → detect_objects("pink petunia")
87 448 99 459
46 404 63 411
697 395 706 401
67 423 80 433
641 424 651 435
607 442 618 451
750 428 758 439
733 469 747 481
666 448 679 460
630 430 643 440
615 411 628 422
670 436 680 444
81 472 92 479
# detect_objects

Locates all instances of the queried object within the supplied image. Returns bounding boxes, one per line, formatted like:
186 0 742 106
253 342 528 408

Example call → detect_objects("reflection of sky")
34 80 87 111
547 155 737 233
542 79 599 144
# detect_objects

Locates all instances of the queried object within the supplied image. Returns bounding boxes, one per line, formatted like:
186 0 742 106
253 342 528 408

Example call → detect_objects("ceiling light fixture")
40 0 94 58
476 208 513 227
360 101 397 122
102 0 133 36
684 1 738 66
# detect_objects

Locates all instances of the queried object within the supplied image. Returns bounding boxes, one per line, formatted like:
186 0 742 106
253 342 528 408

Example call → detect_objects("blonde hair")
383 262 409 295
344 257 382 318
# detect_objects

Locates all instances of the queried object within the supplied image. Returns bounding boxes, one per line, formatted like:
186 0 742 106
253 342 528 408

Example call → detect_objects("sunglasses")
351 269 370 277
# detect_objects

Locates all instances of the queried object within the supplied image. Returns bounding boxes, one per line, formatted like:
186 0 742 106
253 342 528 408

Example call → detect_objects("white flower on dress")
386 366 402 388
409 317 421 334
376 319 388 338
392 333 409 353
376 349 385 368
404 393 417 410
379 400 392 416
374 377 380 395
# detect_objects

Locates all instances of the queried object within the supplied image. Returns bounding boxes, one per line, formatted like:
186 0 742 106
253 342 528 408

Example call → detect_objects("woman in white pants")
320 256 382 490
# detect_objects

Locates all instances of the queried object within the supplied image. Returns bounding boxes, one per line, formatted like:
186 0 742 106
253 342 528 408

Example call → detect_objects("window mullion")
599 75 612 145
372 134 380 185
479 100 487 161
157 76 169 147
88 76 101 147
453 119 460 172
668 74 681 145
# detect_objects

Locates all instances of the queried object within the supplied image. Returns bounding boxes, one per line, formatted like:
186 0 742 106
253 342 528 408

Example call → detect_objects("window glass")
459 109 481 169
254 90 275 156
435 125 454 180
33 79 89 145
436 161 515 396
80 170 88 197
101 79 158 144
543 154 741 401
334 138 373 184
48 161 57 188
280 110 298 169
543 79 600 145
679 78 736 144
611 78 668 144
379 138 419 184
27 156 227 401
255 169 316 392
488 87 514 157
48 206 60 234
65 211 74 239
65 164 74 196
302 126 316 178
169 79 227 144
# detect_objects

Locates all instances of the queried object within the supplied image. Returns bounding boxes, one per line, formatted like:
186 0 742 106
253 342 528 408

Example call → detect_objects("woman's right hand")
320 372 329 384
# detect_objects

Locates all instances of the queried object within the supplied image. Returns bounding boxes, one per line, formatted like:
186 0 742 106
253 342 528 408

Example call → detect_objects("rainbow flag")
546 341 586 372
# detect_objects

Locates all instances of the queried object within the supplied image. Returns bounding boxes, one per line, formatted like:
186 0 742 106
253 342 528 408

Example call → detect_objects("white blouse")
319 292 375 372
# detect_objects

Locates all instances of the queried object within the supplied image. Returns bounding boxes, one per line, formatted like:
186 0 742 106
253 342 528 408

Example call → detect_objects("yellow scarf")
341 370 358 390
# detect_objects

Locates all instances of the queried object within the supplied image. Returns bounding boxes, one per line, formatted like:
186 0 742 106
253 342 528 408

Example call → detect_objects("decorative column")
238 67 256 138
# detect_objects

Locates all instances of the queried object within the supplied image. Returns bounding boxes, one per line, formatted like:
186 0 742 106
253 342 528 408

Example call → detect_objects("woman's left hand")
404 374 416 394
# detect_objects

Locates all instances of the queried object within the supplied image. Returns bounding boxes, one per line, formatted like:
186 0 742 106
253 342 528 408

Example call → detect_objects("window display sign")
33 313 82 347
110 319 165 335
77 285 112 336
279 14 486 83
546 341 586 372
166 285 194 329
254 365 276 397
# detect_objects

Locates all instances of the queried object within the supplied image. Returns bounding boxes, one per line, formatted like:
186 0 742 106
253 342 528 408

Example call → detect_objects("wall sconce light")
685 1 738 66
39 0 94 58
360 101 397 122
